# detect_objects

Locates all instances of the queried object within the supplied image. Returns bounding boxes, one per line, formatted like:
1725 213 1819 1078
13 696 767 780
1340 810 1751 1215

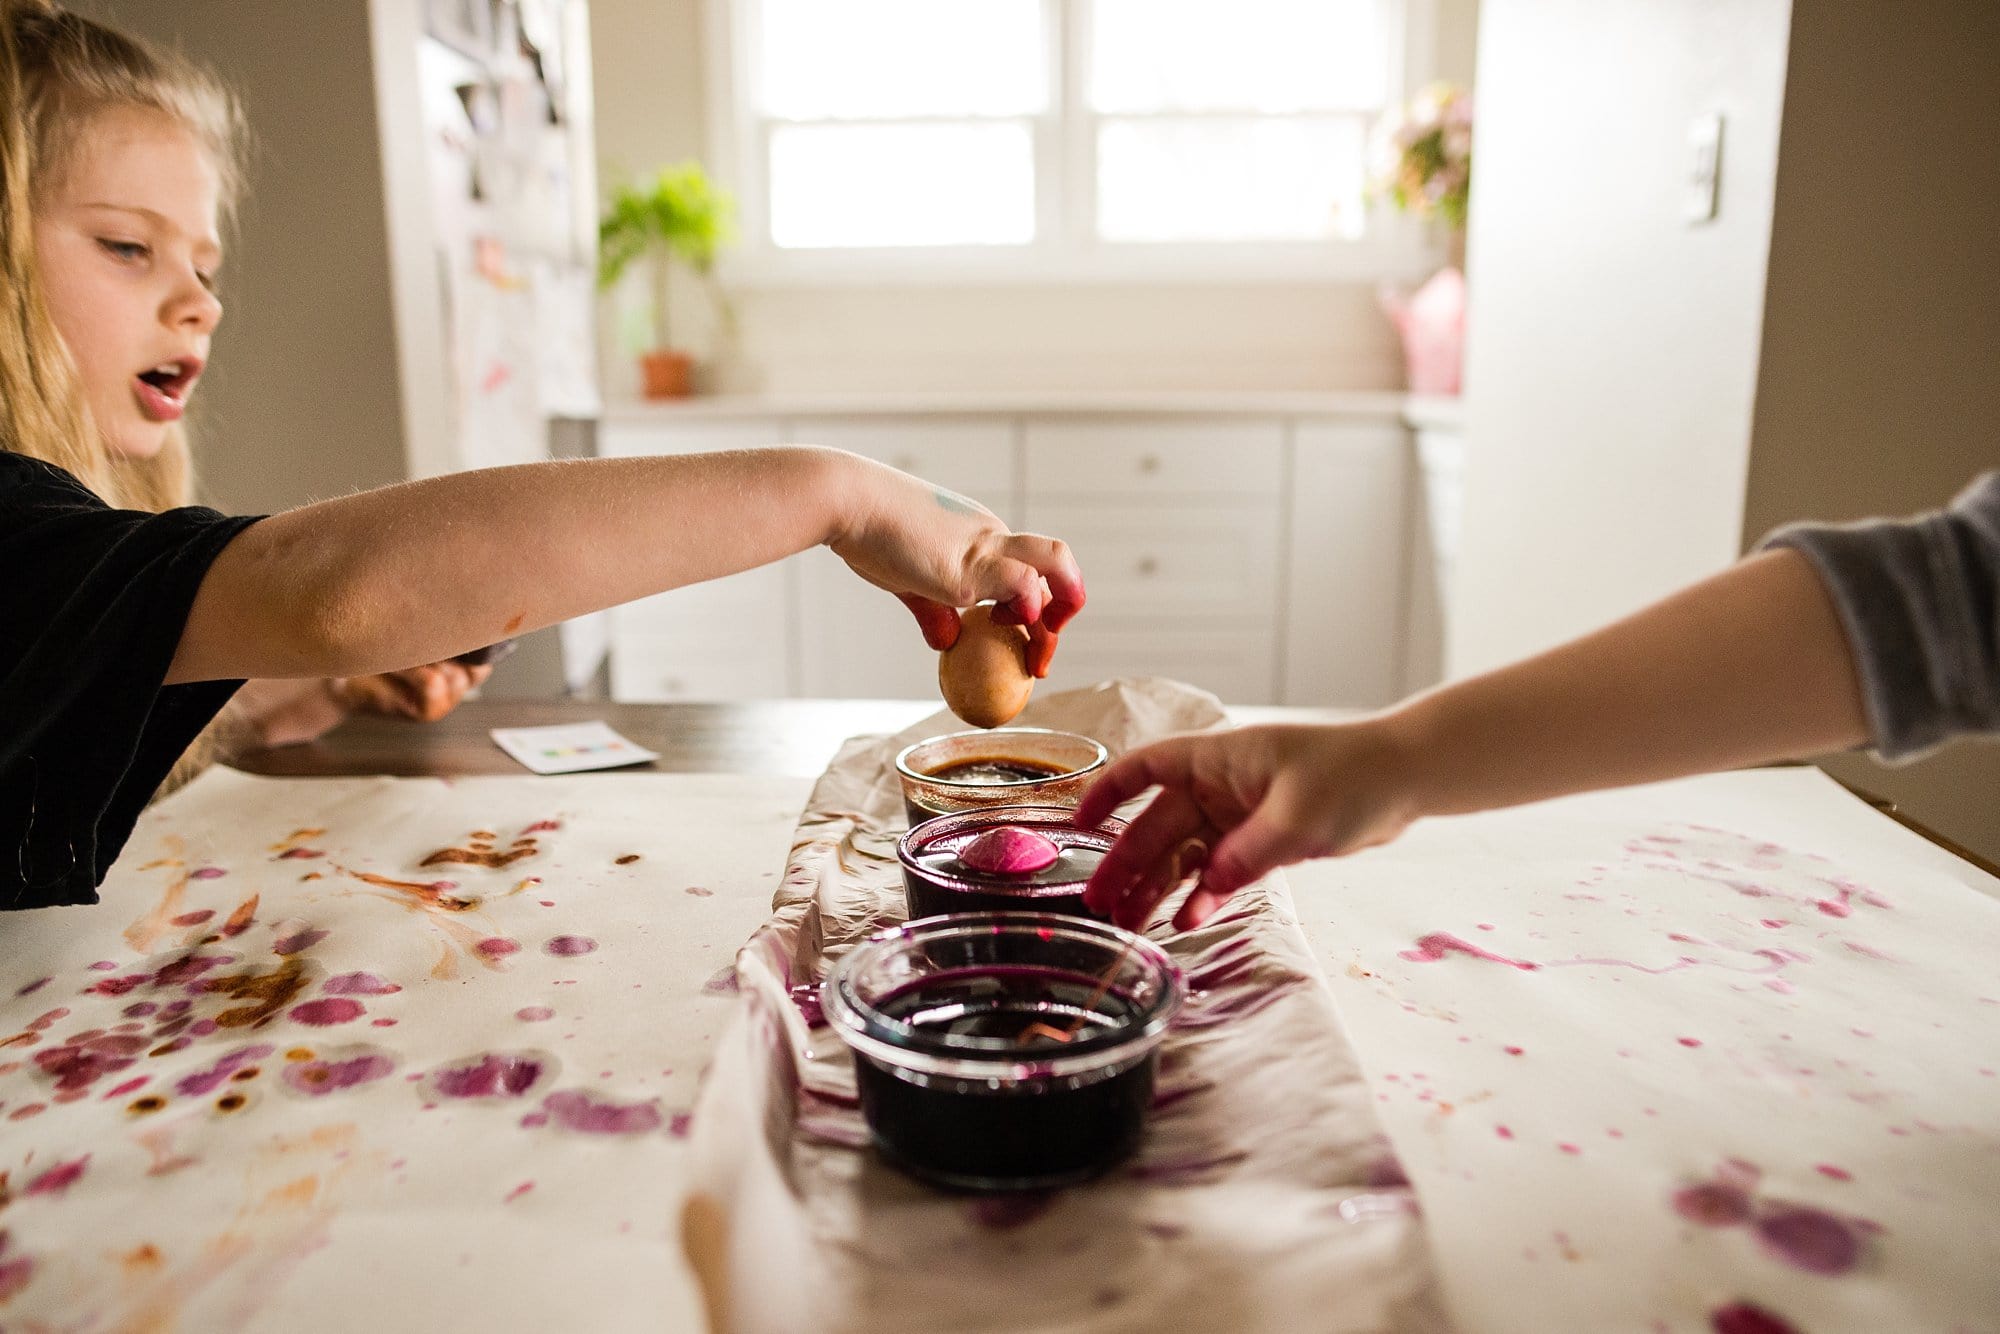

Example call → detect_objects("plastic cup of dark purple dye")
896 804 1124 921
822 912 1183 1192
894 728 1109 829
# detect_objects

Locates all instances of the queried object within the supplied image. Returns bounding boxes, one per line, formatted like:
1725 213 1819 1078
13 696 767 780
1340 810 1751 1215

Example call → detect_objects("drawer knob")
1136 555 1160 576
1138 453 1161 474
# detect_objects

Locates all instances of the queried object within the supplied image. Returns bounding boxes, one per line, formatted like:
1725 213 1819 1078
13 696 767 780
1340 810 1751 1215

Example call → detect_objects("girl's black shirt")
0 453 260 908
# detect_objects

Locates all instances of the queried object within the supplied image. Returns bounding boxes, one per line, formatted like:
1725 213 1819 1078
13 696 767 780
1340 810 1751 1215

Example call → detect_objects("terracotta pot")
640 348 695 399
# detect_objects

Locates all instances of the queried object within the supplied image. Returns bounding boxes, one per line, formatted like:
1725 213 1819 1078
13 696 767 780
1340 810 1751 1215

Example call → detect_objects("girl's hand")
1076 722 1425 932
334 660 492 723
827 456 1085 677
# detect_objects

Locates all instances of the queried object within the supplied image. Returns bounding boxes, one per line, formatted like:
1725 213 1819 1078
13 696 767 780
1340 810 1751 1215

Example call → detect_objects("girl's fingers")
1074 737 1202 828
1170 807 1317 930
997 534 1085 632
898 594 962 651
1081 787 1205 927
1024 622 1059 678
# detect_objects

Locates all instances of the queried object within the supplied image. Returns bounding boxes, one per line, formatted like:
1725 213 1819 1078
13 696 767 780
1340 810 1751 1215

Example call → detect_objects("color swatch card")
490 721 659 774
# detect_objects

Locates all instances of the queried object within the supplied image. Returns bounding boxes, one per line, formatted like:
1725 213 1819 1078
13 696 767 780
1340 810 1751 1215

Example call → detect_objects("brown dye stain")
0 1032 37 1050
269 828 328 853
219 894 260 939
472 830 498 841
200 959 311 1029
121 1243 164 1273
128 1096 167 1116
284 1048 315 1062
336 866 478 911
215 1093 249 1113
0 1170 11 1212
136 859 181 872
124 835 192 954
230 1068 260 1083
419 845 536 870
300 872 324 881
615 854 641 866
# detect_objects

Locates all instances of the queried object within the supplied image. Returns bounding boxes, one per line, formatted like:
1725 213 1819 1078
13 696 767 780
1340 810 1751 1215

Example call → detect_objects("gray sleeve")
1757 471 2000 762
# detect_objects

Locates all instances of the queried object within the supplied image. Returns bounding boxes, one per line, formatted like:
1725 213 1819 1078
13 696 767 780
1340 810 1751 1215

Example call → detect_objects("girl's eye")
97 238 148 262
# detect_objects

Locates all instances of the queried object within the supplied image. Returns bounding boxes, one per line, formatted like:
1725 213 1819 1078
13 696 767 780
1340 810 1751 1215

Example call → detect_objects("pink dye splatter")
521 820 562 834
669 1111 693 1138
1557 1143 1581 1156
171 910 216 926
271 926 329 956
1503 1045 1524 1056
23 1156 89 1198
101 1075 151 1100
290 998 366 1027
476 937 522 959
1495 1125 1514 1140
87 961 118 971
1815 1164 1852 1182
515 1006 555 1023
1678 1037 1703 1048
1755 1205 1862 1275
540 1090 661 1135
323 972 401 996
1398 933 1539 971
702 966 739 994
283 1051 397 1096
427 1052 552 1100
1711 1303 1798 1334
276 847 323 861
545 935 598 957
174 1045 274 1097
504 1181 535 1203
189 866 228 880
1674 1182 1753 1228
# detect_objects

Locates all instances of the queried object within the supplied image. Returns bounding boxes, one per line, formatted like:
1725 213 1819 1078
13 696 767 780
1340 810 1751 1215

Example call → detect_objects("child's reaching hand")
1076 723 1420 932
828 454 1085 676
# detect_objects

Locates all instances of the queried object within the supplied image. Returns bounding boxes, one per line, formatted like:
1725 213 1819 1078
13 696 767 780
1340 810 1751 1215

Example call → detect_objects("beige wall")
72 0 409 513
587 0 1480 399
1743 0 2000 863
1450 0 1794 674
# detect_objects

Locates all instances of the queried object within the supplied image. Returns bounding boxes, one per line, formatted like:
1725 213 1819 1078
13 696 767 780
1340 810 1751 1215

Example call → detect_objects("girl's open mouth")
133 360 199 421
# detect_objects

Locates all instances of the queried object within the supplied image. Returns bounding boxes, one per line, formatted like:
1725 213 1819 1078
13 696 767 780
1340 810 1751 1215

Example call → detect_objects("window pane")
1090 0 1387 114
756 0 1046 120
770 123 1036 247
1096 117 1365 242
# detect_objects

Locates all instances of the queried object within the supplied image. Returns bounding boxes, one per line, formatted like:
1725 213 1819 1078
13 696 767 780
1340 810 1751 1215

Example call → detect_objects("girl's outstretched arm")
168 447 1082 684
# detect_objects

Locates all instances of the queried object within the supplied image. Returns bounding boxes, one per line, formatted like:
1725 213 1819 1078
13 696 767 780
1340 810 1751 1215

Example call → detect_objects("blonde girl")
0 1 1084 907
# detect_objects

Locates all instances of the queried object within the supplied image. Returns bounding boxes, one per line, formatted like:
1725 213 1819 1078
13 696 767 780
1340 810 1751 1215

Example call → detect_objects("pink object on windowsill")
1382 265 1467 396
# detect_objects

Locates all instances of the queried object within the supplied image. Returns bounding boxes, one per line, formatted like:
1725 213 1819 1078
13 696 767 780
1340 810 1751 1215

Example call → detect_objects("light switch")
1684 113 1724 225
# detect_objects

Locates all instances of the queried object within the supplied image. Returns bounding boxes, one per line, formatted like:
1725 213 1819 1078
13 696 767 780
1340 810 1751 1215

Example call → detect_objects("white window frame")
703 0 1445 287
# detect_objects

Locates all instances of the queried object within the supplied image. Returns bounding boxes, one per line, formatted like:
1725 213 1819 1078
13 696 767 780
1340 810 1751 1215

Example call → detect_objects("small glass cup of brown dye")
893 728 1110 829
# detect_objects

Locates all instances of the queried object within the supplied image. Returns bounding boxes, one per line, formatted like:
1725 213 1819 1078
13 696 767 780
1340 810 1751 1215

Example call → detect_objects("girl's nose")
167 271 223 334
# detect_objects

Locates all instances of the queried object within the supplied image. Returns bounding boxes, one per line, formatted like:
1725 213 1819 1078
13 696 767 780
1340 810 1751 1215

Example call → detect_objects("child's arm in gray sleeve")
1757 471 2000 762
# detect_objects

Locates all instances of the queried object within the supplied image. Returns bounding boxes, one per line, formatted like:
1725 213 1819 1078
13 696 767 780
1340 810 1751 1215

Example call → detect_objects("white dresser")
597 393 1424 708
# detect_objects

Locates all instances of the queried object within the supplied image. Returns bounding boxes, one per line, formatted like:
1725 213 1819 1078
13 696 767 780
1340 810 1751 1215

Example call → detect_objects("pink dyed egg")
958 826 1060 876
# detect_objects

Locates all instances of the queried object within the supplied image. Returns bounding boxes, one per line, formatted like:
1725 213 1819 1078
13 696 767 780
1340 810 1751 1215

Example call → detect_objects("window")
708 0 1432 282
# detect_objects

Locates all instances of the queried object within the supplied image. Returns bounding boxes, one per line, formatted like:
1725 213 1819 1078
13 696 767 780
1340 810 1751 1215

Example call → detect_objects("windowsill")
599 389 1415 421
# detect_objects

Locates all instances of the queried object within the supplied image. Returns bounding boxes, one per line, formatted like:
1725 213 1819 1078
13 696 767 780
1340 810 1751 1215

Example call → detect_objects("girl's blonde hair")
0 0 241 510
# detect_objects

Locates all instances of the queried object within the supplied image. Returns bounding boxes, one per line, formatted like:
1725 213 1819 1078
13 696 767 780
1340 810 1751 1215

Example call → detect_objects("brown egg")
938 604 1033 728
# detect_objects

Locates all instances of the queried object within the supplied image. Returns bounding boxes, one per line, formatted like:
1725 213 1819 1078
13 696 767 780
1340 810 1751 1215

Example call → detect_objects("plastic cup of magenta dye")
896 804 1125 922
893 728 1109 829
821 911 1184 1191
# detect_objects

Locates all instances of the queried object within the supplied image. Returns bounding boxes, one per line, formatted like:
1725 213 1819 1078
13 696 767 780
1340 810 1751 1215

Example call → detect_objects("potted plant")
1370 84 1473 396
597 162 736 399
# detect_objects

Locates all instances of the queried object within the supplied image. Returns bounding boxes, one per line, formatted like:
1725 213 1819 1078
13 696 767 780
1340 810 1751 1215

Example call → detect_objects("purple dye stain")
87 961 118 972
544 935 597 957
23 1155 89 1198
427 1052 552 1100
476 937 522 959
541 1090 661 1136
968 1192 1057 1230
1398 933 1540 971
1755 1205 1862 1275
15 977 49 997
171 910 215 926
121 1002 157 1018
702 966 739 995
1674 1182 1753 1228
283 1050 397 1096
271 926 329 956
290 998 366 1027
1710 1303 1799 1334
322 972 401 996
175 1046 274 1097
189 866 228 880
669 1111 693 1138
515 1006 555 1023
787 983 825 1028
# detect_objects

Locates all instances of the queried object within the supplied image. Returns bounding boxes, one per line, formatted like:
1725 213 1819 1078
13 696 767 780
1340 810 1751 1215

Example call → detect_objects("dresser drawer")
598 419 784 458
792 418 1016 515
1038 620 1279 706
609 563 789 636
1023 502 1281 620
1024 420 1283 499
